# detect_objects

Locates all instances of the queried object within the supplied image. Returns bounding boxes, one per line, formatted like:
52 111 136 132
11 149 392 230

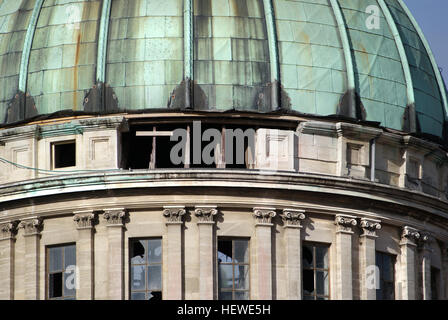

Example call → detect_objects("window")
302 243 330 300
376 251 396 300
130 239 162 300
52 141 76 168
47 244 76 300
431 267 440 300
218 239 250 300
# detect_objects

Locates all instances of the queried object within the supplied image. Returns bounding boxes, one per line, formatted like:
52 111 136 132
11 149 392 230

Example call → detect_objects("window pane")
303 269 314 295
64 271 76 297
219 291 233 300
234 265 249 290
315 246 328 269
148 239 162 264
316 271 329 296
234 240 249 263
49 273 63 299
303 246 313 269
148 265 162 291
234 291 249 300
303 295 314 300
218 240 233 263
218 264 233 289
131 240 147 265
131 292 146 300
64 245 76 269
131 265 146 291
49 247 63 272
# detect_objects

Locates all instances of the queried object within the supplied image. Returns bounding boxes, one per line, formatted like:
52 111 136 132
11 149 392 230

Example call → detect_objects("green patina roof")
0 0 446 141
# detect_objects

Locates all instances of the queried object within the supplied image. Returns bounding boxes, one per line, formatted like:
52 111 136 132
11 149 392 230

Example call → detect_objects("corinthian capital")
195 206 218 224
281 209 306 228
0 221 19 240
19 218 43 236
335 214 357 233
400 226 420 246
253 207 276 225
163 206 186 224
360 218 382 237
103 208 127 226
74 210 96 229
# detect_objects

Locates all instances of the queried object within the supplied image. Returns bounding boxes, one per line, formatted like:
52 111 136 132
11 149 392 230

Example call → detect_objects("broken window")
123 121 259 170
52 141 76 169
376 251 396 300
303 243 330 300
130 239 162 300
218 238 250 300
47 244 76 300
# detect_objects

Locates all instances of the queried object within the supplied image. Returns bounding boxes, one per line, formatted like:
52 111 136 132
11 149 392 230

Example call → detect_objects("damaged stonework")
337 89 366 121
402 103 417 133
256 81 291 112
83 83 119 113
168 78 208 110
5 91 38 124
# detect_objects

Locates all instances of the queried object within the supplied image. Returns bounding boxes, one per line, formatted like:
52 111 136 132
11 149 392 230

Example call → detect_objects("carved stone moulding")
73 210 96 229
253 207 277 226
195 206 218 224
103 208 127 227
19 218 43 236
335 214 357 233
163 206 186 224
359 218 382 238
0 221 19 240
280 209 306 228
400 226 421 246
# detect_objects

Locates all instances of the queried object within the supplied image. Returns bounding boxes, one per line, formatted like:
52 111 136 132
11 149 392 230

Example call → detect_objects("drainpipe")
370 138 376 182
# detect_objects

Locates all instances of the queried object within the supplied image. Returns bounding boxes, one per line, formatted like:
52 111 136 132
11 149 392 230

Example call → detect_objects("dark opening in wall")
224 125 256 170
53 141 76 169
122 126 153 169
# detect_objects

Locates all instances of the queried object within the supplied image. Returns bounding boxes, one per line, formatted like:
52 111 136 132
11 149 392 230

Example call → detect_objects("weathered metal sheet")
26 0 101 117
193 0 271 111
338 0 408 131
384 0 445 137
0 0 34 123
106 0 184 110
275 0 347 116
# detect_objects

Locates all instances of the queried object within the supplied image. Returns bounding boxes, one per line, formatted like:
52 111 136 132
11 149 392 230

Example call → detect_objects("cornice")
1 171 448 222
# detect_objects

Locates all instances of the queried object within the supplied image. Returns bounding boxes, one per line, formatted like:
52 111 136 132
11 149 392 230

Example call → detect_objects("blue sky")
404 0 448 85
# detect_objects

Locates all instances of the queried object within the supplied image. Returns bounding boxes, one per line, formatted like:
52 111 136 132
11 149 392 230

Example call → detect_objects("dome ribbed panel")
338 0 407 131
0 0 34 123
275 0 346 115
385 0 445 137
106 0 184 110
193 0 270 111
26 0 101 115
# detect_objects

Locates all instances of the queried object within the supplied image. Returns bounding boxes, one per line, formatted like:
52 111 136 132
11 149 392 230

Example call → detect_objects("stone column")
418 234 431 300
0 221 19 300
19 218 43 300
195 206 218 300
163 206 186 300
399 226 420 300
359 218 381 300
104 208 127 300
334 214 357 300
280 209 306 300
253 207 276 300
74 210 96 300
